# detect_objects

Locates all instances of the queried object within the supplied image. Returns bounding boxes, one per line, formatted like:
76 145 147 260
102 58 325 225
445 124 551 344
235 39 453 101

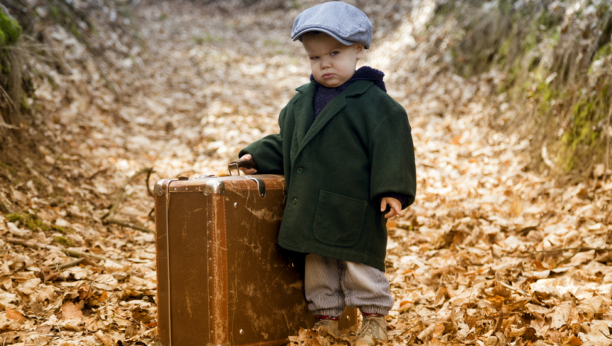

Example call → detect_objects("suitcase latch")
245 176 266 198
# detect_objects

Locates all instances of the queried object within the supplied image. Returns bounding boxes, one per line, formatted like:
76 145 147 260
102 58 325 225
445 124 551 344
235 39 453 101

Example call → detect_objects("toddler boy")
238 2 416 344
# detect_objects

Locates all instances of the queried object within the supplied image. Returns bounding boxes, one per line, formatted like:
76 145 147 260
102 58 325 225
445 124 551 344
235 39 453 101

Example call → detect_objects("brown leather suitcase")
154 172 358 346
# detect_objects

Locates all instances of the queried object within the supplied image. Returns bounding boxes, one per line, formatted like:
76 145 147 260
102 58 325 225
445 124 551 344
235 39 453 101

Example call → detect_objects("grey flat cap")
291 2 372 49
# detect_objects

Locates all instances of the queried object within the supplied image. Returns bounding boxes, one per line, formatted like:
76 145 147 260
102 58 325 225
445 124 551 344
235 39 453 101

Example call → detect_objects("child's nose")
320 57 331 68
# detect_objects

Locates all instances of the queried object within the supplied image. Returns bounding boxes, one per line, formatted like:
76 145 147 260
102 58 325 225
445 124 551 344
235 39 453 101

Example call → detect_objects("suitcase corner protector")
154 179 173 196
204 179 226 196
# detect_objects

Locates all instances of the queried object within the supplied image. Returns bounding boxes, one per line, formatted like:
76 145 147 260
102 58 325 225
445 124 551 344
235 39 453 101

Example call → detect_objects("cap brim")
292 28 357 47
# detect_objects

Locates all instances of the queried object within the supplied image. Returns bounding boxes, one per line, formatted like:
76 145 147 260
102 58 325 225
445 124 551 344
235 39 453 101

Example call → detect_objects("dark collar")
308 66 387 92
296 79 374 97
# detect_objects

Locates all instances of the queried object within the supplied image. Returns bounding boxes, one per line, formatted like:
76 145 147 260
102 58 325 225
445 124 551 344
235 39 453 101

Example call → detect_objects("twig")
496 272 529 296
102 167 155 233
107 168 153 218
0 193 14 214
498 280 529 296
87 167 108 180
145 169 154 197
0 84 16 112
105 217 154 234
6 238 109 262
493 311 504 333
605 104 612 181
0 122 18 129
58 258 86 270
556 251 580 268
147 207 155 221
504 247 612 258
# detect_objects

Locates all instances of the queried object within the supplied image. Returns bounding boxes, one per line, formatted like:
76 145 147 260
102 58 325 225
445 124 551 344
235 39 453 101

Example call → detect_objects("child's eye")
330 51 339 56
310 56 319 60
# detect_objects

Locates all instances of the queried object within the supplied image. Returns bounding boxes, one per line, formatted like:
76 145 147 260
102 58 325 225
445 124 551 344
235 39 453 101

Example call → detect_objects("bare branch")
6 238 110 262
106 167 154 218
105 217 155 234
504 247 612 259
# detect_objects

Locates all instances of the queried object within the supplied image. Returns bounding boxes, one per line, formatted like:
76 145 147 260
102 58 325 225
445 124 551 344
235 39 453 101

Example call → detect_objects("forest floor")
1 1 612 345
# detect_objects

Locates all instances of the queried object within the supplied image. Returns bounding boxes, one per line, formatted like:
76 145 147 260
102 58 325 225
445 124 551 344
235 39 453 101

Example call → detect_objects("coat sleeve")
238 107 286 175
369 103 417 209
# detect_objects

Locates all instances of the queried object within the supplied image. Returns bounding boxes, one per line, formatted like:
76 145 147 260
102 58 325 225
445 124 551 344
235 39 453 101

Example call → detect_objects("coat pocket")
313 190 368 247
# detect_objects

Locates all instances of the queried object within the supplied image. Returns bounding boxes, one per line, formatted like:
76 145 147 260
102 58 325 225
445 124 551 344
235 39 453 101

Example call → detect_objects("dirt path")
2 1 611 345
133 2 612 345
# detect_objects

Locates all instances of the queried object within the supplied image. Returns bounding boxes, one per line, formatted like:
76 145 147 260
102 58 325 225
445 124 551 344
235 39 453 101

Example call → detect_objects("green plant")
5 213 49 231
53 235 75 247
0 10 22 46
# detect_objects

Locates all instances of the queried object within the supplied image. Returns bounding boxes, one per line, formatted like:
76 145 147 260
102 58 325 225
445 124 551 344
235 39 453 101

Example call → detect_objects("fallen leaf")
5 307 25 322
61 302 83 320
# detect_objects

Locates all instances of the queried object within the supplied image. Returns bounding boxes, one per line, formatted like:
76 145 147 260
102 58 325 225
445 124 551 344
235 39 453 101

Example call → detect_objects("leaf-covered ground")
1 1 611 345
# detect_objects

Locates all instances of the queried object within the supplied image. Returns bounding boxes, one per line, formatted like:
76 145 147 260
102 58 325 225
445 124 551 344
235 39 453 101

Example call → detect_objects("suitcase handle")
228 160 257 176
227 161 266 198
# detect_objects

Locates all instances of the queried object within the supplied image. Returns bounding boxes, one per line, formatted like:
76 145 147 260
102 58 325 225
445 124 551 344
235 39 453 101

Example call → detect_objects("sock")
362 313 384 317
315 315 339 321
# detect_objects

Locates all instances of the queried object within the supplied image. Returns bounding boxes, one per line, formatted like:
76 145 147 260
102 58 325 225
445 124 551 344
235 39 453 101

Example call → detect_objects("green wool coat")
239 80 416 271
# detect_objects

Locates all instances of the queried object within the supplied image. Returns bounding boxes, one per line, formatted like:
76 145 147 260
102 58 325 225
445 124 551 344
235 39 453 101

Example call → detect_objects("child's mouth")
322 73 335 79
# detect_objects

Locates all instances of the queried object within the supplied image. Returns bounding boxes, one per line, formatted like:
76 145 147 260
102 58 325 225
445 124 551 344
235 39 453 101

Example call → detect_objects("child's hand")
238 154 258 175
381 197 401 218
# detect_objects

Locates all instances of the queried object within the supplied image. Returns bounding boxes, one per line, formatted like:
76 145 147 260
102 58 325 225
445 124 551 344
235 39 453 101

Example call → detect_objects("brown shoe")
313 318 340 338
356 315 388 345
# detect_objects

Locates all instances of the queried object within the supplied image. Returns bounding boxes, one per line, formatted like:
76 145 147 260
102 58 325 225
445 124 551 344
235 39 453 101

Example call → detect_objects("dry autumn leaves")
1 0 612 345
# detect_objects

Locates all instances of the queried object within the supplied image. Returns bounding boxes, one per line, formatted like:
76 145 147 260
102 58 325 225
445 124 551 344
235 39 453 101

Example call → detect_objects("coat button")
291 198 298 205
297 167 303 174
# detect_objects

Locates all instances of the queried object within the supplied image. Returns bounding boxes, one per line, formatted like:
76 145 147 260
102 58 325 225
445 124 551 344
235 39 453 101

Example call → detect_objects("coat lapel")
296 80 373 155
293 82 316 147
298 94 346 154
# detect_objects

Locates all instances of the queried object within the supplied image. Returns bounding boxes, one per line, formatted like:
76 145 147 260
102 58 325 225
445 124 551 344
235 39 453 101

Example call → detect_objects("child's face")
302 33 364 88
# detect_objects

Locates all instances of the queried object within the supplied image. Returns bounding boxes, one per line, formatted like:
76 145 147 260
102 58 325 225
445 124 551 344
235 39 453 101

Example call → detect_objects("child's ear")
355 44 365 59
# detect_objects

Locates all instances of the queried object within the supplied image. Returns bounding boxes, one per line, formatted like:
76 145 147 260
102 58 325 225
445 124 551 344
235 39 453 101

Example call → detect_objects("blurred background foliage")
441 0 612 180
0 0 136 131
0 0 610 181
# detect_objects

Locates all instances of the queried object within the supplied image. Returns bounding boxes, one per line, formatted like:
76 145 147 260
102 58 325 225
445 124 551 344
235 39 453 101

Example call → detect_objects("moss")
496 37 511 66
443 1 610 177
594 43 611 61
70 23 81 39
86 18 97 36
49 5 61 22
498 0 513 15
428 2 457 28
557 82 610 171
5 213 50 231
52 225 71 234
21 96 29 112
5 213 23 223
0 11 22 46
5 213 57 232
192 36 205 45
191 33 223 45
520 31 538 56
205 34 222 43
53 235 75 247
537 10 563 30
0 161 13 173
549 30 560 46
